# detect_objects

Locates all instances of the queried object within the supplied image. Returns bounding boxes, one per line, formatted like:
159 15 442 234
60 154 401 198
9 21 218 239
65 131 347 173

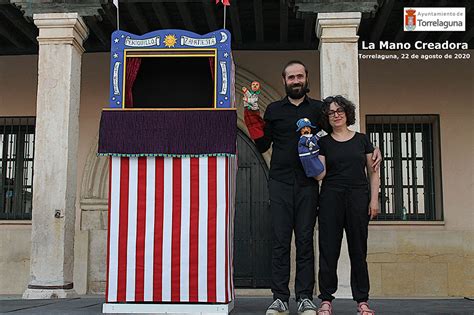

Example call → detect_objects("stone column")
316 12 361 298
23 13 88 299
316 12 361 130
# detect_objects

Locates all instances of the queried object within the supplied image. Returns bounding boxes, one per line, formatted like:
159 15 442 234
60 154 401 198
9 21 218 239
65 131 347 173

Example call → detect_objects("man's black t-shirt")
319 132 374 188
254 96 323 186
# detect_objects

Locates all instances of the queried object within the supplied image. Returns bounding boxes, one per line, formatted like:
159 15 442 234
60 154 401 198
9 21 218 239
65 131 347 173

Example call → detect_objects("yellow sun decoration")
164 34 177 48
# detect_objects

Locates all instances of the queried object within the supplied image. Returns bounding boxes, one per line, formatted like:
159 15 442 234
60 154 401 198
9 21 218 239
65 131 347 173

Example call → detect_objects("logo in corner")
404 8 416 31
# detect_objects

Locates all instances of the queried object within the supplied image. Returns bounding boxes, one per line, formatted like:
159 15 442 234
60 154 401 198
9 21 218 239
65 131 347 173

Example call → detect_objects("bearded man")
243 60 381 315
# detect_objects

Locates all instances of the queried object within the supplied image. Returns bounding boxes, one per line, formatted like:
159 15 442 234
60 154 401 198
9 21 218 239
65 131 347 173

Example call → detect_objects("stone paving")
0 296 473 314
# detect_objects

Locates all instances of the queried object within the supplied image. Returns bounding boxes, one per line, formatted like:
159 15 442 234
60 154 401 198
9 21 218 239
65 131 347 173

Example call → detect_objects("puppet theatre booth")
98 29 237 314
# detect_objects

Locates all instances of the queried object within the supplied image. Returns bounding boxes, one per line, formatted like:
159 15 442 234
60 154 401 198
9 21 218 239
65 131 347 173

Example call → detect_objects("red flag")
216 0 230 6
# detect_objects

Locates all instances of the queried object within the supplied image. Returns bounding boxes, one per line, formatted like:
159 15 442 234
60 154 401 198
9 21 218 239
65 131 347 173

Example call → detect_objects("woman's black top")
319 132 374 188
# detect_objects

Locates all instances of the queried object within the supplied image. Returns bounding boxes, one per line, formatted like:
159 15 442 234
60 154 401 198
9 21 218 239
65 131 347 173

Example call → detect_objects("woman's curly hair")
320 95 356 133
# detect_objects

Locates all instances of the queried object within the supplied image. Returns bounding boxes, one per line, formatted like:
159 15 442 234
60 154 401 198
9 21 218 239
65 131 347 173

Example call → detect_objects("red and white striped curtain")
106 156 236 303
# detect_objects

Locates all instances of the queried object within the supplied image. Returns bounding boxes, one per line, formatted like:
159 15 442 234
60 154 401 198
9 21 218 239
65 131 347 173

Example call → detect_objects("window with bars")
366 115 443 221
0 117 35 220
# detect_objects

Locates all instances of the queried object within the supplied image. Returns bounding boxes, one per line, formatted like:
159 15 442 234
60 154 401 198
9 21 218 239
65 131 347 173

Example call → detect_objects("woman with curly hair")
315 95 379 315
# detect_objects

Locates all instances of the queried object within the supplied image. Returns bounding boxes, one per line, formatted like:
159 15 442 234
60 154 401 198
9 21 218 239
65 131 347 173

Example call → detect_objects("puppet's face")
251 81 260 92
301 126 311 135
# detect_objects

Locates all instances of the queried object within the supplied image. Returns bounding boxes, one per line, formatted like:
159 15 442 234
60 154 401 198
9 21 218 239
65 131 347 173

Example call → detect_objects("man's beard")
285 80 309 99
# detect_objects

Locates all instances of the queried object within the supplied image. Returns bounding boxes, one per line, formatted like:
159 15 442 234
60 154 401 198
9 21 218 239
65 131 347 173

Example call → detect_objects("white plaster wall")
359 51 474 231
0 55 38 294
0 226 31 294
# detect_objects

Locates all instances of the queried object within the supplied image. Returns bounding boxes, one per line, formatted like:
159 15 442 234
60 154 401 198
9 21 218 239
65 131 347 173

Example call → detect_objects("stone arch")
80 136 108 210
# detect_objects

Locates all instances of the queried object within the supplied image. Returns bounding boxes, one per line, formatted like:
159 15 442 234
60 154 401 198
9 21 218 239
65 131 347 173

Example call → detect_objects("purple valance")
98 110 237 156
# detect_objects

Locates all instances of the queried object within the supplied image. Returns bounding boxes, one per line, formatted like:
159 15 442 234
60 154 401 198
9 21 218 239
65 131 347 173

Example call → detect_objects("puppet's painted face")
251 81 260 92
301 126 311 135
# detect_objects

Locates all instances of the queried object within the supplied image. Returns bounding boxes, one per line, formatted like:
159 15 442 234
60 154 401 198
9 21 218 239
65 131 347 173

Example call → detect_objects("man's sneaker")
266 298 290 315
297 298 317 315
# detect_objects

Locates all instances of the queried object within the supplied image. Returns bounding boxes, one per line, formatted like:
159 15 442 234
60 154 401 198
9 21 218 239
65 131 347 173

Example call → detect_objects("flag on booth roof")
216 0 230 6
112 0 120 30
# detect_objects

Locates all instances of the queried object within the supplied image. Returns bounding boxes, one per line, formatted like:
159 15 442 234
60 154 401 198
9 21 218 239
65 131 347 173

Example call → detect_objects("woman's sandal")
317 301 332 315
357 302 375 315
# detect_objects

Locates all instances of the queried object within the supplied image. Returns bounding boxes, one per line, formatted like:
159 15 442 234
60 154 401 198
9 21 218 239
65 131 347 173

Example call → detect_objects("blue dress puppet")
296 118 325 178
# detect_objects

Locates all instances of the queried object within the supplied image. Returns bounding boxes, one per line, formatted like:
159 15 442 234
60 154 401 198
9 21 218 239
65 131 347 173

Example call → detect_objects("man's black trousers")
269 178 318 302
317 185 370 303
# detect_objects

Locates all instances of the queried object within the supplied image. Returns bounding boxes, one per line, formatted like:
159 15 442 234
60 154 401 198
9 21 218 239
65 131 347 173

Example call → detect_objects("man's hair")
320 95 356 133
281 60 308 78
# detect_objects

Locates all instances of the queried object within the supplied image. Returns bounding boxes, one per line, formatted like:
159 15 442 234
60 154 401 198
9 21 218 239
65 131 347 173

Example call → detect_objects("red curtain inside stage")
125 57 142 107
209 57 215 81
